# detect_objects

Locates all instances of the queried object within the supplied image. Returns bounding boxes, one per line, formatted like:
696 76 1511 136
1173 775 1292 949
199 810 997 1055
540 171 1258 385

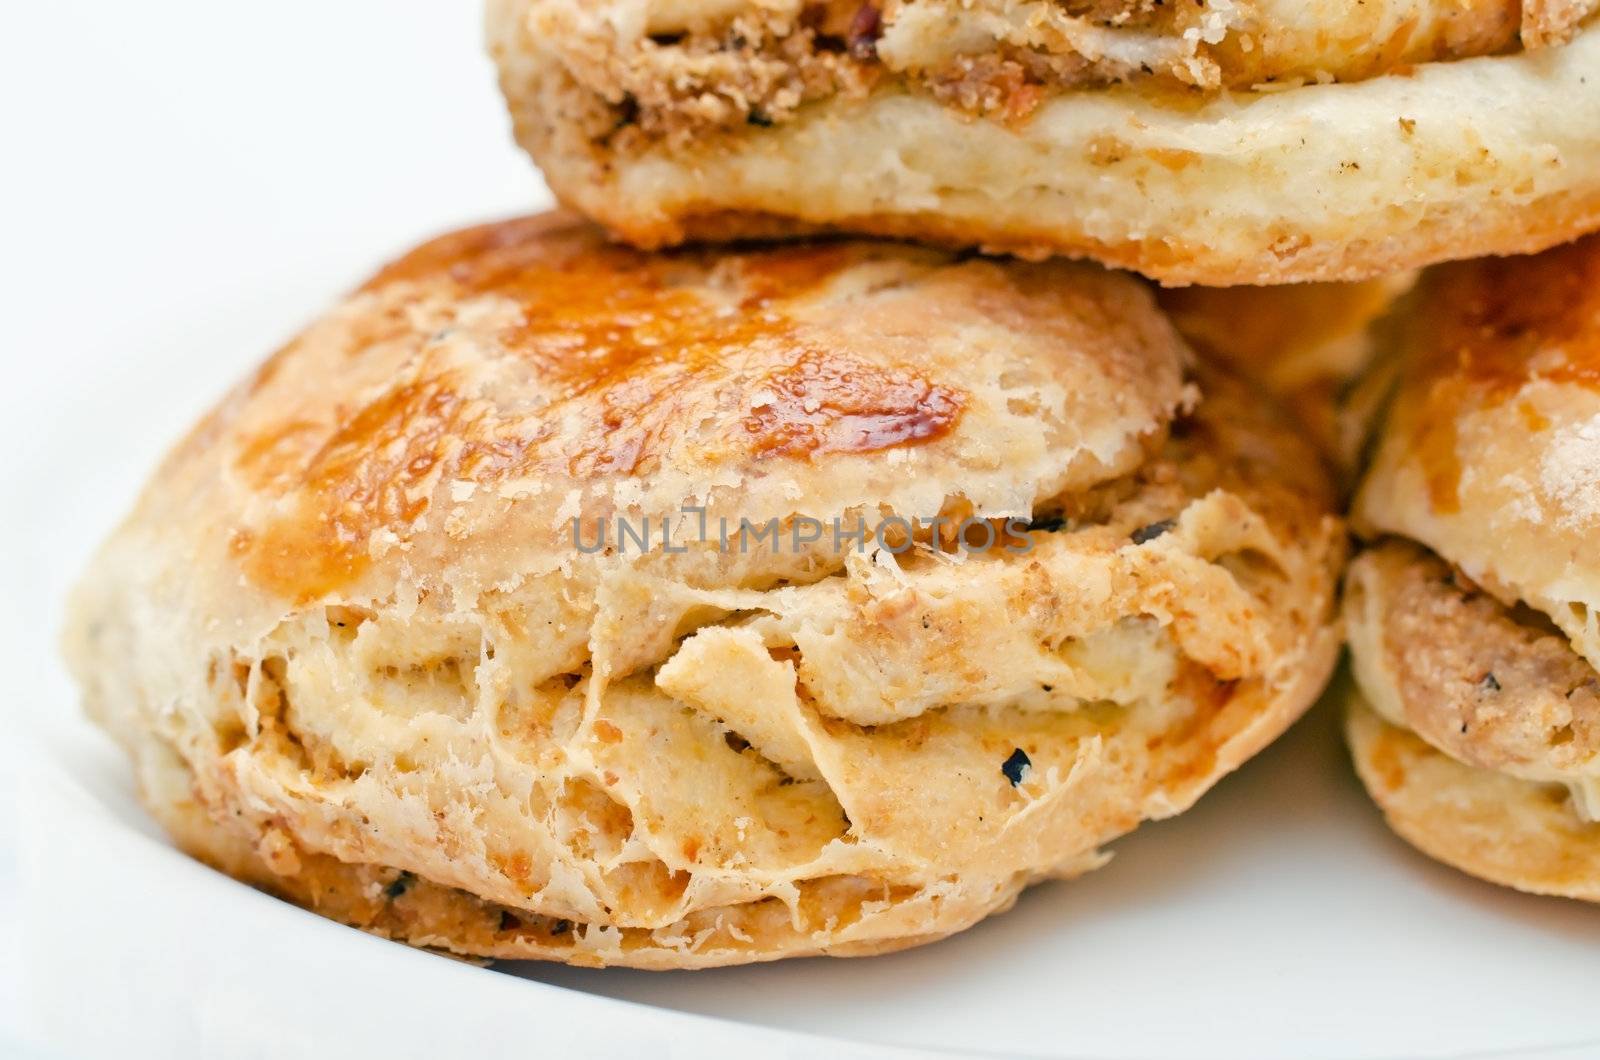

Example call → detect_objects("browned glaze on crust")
366 215 854 394
235 217 968 601
746 349 962 459
1393 235 1600 514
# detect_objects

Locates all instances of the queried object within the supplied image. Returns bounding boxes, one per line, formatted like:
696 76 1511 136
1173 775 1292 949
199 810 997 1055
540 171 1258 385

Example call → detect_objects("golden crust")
493 12 1600 285
596 191 1600 289
1346 693 1600 902
1157 274 1415 469
66 217 1344 967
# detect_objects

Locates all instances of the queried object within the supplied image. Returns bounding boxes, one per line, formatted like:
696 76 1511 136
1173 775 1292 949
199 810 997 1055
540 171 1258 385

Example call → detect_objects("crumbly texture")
1538 414 1600 528
500 0 1586 144
1345 540 1600 791
1347 694 1600 902
491 6 1600 285
66 215 1344 968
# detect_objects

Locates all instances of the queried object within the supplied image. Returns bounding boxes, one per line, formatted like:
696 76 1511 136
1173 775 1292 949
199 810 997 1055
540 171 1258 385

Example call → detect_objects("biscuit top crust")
1395 236 1600 516
1356 235 1600 670
139 213 1188 613
347 215 967 471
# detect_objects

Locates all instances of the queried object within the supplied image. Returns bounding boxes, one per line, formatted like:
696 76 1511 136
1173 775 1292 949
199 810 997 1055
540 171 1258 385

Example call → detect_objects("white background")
3 4 1600 1058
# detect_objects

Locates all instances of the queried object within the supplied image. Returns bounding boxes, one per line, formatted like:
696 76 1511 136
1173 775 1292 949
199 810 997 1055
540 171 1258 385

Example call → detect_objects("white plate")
5 3 1600 1057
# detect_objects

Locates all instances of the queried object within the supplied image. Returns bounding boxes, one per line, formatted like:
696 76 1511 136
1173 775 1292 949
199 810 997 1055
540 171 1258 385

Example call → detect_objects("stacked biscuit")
1344 239 1600 900
63 3 1600 970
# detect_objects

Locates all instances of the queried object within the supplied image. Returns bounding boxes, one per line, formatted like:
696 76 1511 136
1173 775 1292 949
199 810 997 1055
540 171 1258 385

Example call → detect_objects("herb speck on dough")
1001 748 1032 787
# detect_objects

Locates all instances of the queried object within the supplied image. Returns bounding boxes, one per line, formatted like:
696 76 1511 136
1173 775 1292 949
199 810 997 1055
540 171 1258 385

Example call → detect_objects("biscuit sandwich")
1345 235 1600 900
488 0 1600 285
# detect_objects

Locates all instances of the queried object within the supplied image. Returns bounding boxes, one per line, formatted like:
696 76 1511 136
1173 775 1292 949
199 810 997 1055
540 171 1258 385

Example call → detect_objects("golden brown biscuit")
1345 234 1600 898
66 215 1343 967
488 0 1600 285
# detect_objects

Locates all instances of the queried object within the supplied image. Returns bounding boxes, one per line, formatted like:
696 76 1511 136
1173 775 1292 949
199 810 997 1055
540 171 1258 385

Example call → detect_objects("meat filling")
524 0 1594 147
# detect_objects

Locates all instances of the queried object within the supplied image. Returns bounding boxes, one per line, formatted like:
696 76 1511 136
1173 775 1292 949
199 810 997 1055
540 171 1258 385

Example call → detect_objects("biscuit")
66 215 1344 967
1345 234 1600 898
488 0 1600 285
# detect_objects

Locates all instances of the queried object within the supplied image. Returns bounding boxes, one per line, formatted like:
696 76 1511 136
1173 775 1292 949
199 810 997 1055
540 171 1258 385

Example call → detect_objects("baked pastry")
1158 272 1415 469
487 0 1600 285
66 214 1344 967
1345 234 1600 899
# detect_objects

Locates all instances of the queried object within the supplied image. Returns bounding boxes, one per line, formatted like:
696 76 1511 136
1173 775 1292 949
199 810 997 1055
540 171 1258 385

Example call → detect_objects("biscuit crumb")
1539 414 1600 527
